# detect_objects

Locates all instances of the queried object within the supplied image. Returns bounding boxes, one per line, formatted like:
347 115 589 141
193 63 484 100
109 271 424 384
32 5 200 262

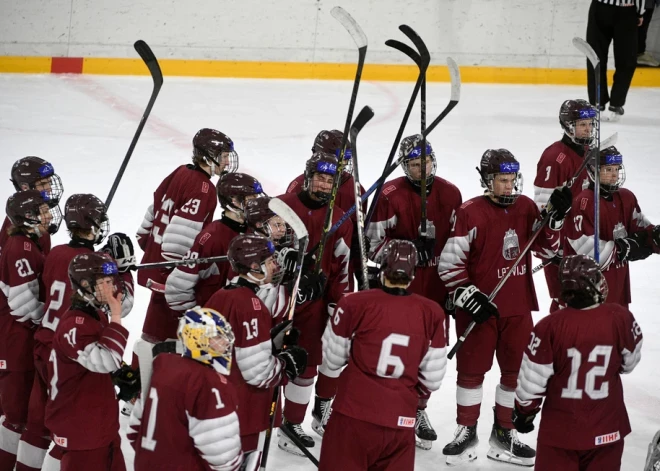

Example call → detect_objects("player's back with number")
133 353 241 471
531 304 641 448
326 290 446 428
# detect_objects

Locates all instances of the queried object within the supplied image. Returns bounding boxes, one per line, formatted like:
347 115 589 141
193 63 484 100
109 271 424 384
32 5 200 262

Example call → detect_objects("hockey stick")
573 37 601 263
350 106 376 290
131 254 228 271
304 57 460 257
260 198 314 469
448 131 618 359
530 132 618 275
105 40 163 209
364 26 430 230
315 6 367 274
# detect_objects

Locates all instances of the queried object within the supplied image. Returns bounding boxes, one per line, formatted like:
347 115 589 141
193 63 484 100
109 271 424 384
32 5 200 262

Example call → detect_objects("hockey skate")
442 424 479 465
415 408 437 450
644 430 660 471
487 409 535 467
278 420 315 456
311 395 332 438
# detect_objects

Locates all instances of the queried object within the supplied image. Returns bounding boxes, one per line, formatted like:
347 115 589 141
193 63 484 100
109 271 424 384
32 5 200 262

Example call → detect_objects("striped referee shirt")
595 0 645 15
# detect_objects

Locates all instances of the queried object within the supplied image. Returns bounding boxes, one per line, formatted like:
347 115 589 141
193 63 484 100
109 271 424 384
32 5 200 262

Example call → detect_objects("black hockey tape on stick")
105 40 164 209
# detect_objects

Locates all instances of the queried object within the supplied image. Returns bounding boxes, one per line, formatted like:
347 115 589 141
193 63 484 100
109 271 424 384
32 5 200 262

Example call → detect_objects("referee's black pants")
586 1 639 107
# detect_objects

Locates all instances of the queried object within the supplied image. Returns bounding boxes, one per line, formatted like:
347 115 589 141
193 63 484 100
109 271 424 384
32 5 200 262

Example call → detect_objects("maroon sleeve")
515 318 554 413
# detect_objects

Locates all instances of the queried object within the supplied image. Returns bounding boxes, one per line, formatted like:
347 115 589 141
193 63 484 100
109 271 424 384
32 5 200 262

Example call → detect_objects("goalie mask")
178 307 235 375
193 128 239 176
10 156 64 205
64 194 110 244
587 146 626 194
312 129 353 175
399 134 437 188
68 252 122 310
559 99 597 147
559 254 608 309
228 234 283 286
244 197 294 248
6 190 62 236
479 149 523 206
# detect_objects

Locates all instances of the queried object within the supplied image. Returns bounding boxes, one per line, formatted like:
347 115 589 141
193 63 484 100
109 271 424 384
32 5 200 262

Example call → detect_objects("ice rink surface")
1 72 659 470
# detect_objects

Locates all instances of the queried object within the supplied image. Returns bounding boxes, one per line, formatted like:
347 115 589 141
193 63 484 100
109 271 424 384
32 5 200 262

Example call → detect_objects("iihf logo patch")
0 360 6 369
594 431 620 446
252 298 261 311
383 185 396 196
202 182 209 194
287 181 299 192
199 232 211 245
397 416 415 428
54 435 68 447
75 316 85 325
556 152 566 164
24 242 31 251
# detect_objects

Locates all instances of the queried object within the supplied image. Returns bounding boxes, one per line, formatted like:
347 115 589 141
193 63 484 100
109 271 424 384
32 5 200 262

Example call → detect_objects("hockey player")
318 239 447 471
135 128 238 397
45 253 128 470
563 146 657 308
437 149 572 466
514 254 643 471
276 151 352 453
0 156 64 255
0 190 60 471
366 134 462 449
127 307 250 471
16 194 134 471
205 234 308 460
534 99 597 312
164 172 265 312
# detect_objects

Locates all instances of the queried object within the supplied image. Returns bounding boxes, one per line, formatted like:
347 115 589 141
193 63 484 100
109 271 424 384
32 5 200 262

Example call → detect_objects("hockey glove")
101 233 136 272
547 187 572 228
270 319 300 354
454 285 500 324
615 232 653 262
652 225 660 248
278 345 308 381
111 363 141 402
413 237 436 267
277 248 315 276
512 404 539 434
295 272 327 305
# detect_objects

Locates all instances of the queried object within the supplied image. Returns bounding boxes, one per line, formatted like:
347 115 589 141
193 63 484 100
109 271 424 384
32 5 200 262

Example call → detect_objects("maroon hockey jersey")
0 216 51 257
45 306 128 450
438 195 559 317
136 165 217 288
165 217 241 312
563 187 656 307
130 354 242 471
322 289 447 429
534 138 590 300
515 303 642 450
206 280 284 436
0 233 45 371
367 176 462 306
286 173 366 218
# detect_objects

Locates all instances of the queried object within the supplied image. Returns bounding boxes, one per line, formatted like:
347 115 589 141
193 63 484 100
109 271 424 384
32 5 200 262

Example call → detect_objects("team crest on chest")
612 222 627 240
502 228 520 260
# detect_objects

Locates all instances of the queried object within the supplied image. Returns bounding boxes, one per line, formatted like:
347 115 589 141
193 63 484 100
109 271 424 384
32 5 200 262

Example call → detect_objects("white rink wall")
3 0 653 68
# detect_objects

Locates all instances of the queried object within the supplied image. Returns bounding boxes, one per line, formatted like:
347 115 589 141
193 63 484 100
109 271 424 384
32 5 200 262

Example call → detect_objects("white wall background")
0 0 658 69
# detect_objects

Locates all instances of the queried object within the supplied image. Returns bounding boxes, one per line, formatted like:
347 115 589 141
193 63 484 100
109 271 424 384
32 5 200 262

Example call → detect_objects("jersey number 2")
561 345 612 400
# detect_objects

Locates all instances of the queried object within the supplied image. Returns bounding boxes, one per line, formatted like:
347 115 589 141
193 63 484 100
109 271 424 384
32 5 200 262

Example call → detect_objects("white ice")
1 73 659 470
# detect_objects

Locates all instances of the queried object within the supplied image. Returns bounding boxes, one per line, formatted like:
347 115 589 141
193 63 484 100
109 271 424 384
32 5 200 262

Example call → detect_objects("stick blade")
350 106 375 138
269 198 309 240
385 39 421 66
600 132 617 150
572 37 599 68
134 40 163 88
331 6 368 49
399 25 430 66
446 57 461 102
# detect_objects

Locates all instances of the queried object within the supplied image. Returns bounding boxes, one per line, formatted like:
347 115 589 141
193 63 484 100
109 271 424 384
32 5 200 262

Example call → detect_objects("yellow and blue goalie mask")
177 307 235 375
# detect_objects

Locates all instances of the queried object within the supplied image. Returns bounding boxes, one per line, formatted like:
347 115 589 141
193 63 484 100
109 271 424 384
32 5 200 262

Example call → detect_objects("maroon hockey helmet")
10 156 64 205
244 197 293 247
312 129 352 173
303 151 338 203
587 146 626 193
193 128 239 175
64 194 110 244
68 252 121 308
6 189 62 235
399 134 437 187
227 234 282 285
379 239 417 285
217 172 266 214
559 99 597 147
559 254 608 308
479 149 523 205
